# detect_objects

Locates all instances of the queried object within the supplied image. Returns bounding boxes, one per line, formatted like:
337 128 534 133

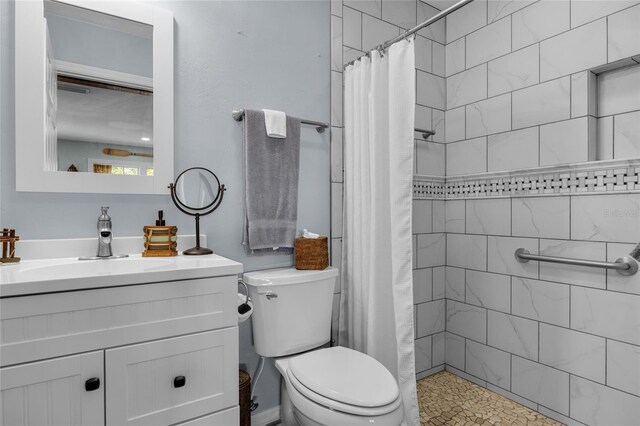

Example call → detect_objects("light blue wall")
1 0 330 415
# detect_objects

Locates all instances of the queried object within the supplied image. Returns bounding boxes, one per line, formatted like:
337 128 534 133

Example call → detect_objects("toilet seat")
284 373 404 426
285 347 402 416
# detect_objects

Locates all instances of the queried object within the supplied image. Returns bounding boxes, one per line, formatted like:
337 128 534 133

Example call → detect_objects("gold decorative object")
1 229 20 263
142 226 178 257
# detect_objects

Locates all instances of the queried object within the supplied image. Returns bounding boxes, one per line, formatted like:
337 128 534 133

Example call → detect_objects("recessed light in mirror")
141 137 150 141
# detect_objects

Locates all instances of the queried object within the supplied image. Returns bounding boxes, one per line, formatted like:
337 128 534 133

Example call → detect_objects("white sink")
16 257 174 279
0 254 242 297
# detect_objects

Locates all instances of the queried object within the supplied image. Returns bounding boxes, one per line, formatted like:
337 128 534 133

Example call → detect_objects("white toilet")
244 267 404 426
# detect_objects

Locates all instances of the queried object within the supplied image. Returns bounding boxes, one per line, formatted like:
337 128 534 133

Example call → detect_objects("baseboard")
416 364 444 380
251 405 280 426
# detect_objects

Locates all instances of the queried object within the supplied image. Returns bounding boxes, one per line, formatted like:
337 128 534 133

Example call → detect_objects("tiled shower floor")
417 371 564 425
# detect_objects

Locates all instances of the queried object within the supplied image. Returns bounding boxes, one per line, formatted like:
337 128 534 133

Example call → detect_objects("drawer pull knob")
85 377 100 392
174 376 186 388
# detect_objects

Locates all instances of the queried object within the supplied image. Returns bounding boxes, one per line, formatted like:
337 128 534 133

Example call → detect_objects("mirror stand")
168 167 226 255
186 213 212 255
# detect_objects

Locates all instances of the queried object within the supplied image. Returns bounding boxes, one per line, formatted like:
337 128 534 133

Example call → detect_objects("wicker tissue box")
295 236 329 270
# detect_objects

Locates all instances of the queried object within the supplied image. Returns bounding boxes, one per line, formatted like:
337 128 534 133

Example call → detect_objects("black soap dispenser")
156 210 166 226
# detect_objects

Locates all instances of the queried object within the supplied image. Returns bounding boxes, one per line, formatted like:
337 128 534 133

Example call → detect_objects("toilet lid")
288 346 400 408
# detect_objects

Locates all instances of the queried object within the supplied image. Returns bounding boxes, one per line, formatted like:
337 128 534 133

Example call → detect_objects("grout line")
485 303 489 344
604 338 608 387
568 280 572 331
448 293 638 350
463 268 467 303
509 276 514 314
537 320 540 363
597 107 640 120
485 235 489 271
359 9 363 51
569 0 571 29
538 39 542 91
509 354 513 392
537 238 541 278
612 115 616 159
463 335 467 370
537 123 541 167
606 16 609 64
447 330 640 402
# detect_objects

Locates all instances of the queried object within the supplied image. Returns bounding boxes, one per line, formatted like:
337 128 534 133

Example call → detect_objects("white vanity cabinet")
105 328 237 425
0 256 242 426
0 351 105 425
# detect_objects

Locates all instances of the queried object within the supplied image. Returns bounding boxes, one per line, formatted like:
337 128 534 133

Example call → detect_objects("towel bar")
232 109 436 138
514 248 638 276
232 109 329 133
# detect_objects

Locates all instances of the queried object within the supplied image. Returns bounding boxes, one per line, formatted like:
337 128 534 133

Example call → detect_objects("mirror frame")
15 0 174 194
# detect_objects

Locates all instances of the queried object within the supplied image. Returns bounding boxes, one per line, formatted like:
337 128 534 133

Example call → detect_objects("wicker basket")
295 237 329 270
239 370 251 426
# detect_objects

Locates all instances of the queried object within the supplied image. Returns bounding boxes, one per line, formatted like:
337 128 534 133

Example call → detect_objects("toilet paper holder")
238 279 252 314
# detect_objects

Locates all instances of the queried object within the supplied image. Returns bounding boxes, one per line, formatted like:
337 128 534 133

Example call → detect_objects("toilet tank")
243 267 339 357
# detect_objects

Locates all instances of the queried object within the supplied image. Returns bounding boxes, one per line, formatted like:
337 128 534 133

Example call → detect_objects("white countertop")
0 253 243 297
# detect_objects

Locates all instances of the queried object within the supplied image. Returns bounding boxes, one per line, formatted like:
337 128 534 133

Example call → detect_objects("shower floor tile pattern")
417 371 564 425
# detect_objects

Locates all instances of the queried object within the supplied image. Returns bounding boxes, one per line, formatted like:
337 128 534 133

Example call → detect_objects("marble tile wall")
413 197 447 378
331 2 640 425
442 193 640 425
444 0 640 175
439 7 640 422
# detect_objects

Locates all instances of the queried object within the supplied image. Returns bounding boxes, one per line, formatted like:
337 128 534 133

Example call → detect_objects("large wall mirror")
15 0 173 194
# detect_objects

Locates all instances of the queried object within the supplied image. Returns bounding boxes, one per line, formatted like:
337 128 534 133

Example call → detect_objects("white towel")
262 109 287 138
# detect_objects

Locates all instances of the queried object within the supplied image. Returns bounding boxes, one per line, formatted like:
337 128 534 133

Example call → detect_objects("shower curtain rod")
344 0 475 68
416 128 436 138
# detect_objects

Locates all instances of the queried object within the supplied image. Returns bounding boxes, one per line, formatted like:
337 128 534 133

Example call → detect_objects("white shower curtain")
339 38 418 425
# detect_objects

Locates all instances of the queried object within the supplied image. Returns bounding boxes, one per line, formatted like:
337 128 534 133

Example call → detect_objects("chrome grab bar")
514 248 638 276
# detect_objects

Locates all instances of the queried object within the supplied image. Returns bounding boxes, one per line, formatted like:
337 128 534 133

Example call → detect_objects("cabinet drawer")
1 351 104 426
105 328 238 426
1 276 236 366
175 406 239 425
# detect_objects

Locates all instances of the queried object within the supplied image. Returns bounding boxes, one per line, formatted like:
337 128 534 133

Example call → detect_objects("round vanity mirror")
169 167 226 255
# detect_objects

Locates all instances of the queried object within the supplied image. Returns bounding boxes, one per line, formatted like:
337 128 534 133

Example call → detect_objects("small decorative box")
142 226 178 257
295 236 329 270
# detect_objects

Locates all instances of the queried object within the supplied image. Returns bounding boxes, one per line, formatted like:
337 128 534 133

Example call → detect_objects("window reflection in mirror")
43 0 153 174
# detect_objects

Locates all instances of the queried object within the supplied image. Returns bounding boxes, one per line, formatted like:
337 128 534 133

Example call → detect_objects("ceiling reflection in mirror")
44 0 154 175
175 169 221 210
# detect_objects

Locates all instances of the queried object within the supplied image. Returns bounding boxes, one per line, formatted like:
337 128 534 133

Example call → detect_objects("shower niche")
595 61 640 160
577 58 640 162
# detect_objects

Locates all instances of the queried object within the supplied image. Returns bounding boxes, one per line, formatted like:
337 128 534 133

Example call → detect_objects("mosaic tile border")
413 159 640 199
413 176 446 199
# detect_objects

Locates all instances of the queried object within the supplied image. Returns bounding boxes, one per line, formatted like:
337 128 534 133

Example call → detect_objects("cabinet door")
0 351 104 426
106 328 238 426
174 406 239 425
